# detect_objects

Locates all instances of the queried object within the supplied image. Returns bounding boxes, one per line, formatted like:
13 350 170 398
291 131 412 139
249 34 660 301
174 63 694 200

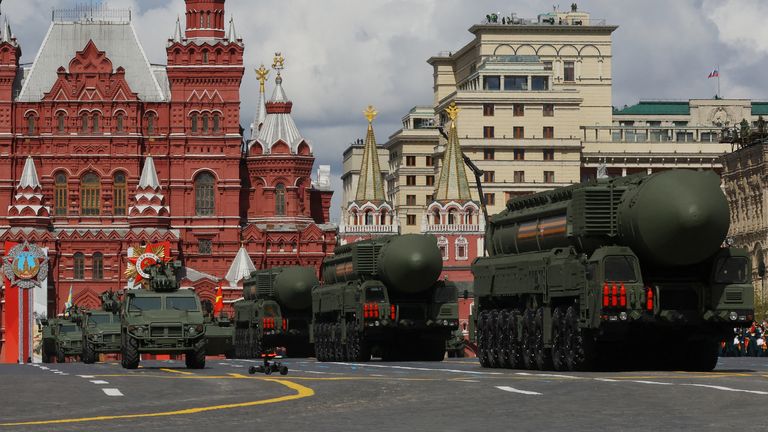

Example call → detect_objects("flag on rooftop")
708 69 719 79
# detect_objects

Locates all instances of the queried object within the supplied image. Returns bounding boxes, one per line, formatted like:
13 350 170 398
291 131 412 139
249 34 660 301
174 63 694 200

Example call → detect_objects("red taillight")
374 304 380 318
282 318 287 331
390 305 396 320
602 283 610 308
619 283 627 308
364 303 380 319
364 304 370 318
611 283 618 307
646 287 654 312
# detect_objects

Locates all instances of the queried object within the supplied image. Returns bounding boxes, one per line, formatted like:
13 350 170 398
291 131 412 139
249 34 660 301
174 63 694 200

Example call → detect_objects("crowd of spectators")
721 322 768 357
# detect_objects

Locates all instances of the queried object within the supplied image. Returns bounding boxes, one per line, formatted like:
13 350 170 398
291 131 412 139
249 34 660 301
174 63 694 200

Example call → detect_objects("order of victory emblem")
3 241 48 289
125 243 169 284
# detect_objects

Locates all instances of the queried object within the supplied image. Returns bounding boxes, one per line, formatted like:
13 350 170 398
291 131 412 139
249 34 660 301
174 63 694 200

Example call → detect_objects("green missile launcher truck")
234 266 318 358
312 234 459 362
81 291 121 364
120 261 207 369
472 169 754 371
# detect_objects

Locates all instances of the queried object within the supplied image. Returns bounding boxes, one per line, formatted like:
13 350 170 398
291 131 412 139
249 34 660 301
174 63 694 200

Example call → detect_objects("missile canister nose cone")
620 170 730 267
378 234 443 294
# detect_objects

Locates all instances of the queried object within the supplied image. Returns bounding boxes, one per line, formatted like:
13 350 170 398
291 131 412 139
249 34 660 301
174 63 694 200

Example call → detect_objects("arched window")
194 172 215 216
275 183 286 216
113 172 127 216
448 209 457 225
437 237 449 260
191 113 198 133
199 14 204 28
202 113 209 134
380 209 388 225
54 173 68 216
27 115 36 135
81 113 89 133
433 209 441 225
213 113 221 132
364 210 373 225
56 112 66 133
146 112 156 134
80 173 101 216
73 253 85 280
455 237 468 260
202 51 209 64
91 113 100 133
92 252 103 280
466 209 474 225
115 112 124 133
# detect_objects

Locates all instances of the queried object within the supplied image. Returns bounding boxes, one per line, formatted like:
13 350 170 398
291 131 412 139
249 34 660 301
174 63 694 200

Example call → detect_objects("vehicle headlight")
729 311 738 321
188 326 197 336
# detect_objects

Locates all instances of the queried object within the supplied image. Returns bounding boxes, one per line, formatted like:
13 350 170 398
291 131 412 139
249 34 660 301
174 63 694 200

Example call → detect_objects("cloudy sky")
4 0 767 219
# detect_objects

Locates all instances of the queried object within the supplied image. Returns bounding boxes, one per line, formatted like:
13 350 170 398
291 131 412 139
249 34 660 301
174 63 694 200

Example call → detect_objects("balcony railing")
422 224 484 233
339 224 399 234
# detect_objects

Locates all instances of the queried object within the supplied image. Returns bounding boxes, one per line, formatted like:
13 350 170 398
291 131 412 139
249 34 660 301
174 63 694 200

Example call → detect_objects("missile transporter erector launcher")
312 234 459 362
472 169 754 371
233 266 318 358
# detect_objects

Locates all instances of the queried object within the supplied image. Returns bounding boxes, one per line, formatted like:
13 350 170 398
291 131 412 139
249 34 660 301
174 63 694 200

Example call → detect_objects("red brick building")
0 0 335 352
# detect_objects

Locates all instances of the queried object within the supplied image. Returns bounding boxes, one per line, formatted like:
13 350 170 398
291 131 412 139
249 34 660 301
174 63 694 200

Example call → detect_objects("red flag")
213 283 223 316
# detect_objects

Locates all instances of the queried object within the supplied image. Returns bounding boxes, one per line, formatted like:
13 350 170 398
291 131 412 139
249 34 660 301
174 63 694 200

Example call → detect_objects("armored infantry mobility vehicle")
41 316 83 363
234 266 318 358
312 234 459 361
472 169 754 371
82 291 121 364
120 261 206 369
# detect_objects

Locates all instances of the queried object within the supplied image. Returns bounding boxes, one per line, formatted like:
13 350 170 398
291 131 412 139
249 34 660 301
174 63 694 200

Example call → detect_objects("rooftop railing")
52 5 131 23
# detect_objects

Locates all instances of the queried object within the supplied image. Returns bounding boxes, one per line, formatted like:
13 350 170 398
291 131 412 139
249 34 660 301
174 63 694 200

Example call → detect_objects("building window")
433 209 441 224
57 112 66 133
484 148 495 160
364 210 374 225
483 75 501 90
92 253 103 280
80 173 101 216
513 104 525 117
116 113 124 133
514 149 525 160
426 194 434 203
406 195 416 206
198 239 212 255
406 156 416 166
514 171 525 183
455 237 468 261
213 113 221 132
483 171 495 183
543 126 554 139
113 173 127 216
54 173 68 216
466 209 474 225
504 76 528 91
447 209 457 225
438 237 449 260
543 149 555 161
146 112 156 134
544 171 555 183
81 113 89 133
406 214 416 225
92 114 100 133
543 61 553 71
27 115 36 135
202 114 210 134
483 104 495 116
191 113 198 133
275 183 286 216
484 193 496 206
194 172 215 216
564 61 575 82
202 51 209 64
483 126 495 138
426 175 435 187
426 156 433 166
543 104 554 117
532 76 549 91
73 253 85 280
513 127 525 139
406 175 416 186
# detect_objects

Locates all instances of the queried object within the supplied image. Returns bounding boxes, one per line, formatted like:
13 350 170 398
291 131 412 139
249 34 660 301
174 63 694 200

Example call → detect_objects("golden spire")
364 105 378 126
256 65 269 93
272 52 285 75
445 102 460 127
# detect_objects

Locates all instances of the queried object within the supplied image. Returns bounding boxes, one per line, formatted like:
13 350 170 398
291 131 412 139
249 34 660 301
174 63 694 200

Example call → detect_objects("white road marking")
682 384 768 395
628 380 673 386
39 367 49 370
90 380 109 385
102 388 123 397
455 379 481 383
78 375 95 378
331 362 503 375
515 372 582 380
496 386 543 396
594 378 620 382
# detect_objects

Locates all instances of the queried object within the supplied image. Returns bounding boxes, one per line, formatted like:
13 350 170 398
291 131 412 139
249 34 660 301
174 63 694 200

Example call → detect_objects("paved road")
0 357 766 431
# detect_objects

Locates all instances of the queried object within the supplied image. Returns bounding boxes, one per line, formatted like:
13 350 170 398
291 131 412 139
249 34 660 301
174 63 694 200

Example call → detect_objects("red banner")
1 241 19 363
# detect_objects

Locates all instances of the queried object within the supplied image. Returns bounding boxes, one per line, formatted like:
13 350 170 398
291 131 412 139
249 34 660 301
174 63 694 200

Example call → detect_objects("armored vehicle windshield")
166 296 200 312
129 296 162 311
60 324 78 333
87 314 114 325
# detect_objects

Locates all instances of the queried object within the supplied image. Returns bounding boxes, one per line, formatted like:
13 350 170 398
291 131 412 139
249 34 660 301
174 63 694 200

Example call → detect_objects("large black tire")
121 334 140 369
185 342 206 369
56 346 65 364
564 306 595 371
683 339 719 372
234 327 245 358
477 311 491 368
316 323 328 362
496 310 511 368
82 339 96 364
41 345 52 363
334 323 345 361
551 307 567 371
521 309 535 370
487 310 500 368
534 308 553 371
346 322 369 362
508 310 522 369
422 338 446 361
248 326 262 359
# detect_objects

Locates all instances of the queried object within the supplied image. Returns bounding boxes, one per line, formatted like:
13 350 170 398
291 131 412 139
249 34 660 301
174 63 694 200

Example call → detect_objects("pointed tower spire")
138 155 161 189
8 156 50 226
355 106 386 202
2 18 11 43
250 64 269 140
227 16 237 42
270 52 288 103
18 156 41 190
172 16 183 42
225 245 257 287
129 155 170 227
434 102 471 202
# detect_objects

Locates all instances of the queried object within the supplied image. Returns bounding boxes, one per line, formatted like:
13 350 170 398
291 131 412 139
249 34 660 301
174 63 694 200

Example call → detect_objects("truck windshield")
365 286 386 302
60 325 77 332
604 256 638 282
166 297 199 312
129 297 162 312
89 315 112 325
714 257 749 284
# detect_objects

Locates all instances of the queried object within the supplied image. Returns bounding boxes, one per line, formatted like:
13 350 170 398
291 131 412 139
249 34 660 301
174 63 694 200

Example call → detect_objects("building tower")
339 106 398 244
422 102 484 283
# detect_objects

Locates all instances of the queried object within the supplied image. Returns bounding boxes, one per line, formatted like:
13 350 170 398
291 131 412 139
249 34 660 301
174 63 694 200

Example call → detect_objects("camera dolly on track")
248 351 288 376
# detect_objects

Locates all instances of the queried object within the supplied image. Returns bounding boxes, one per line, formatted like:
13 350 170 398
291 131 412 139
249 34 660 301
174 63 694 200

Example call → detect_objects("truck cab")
81 310 121 363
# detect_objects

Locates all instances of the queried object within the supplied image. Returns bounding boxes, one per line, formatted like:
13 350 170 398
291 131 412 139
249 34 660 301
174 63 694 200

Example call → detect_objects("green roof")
752 102 768 116
614 101 690 116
